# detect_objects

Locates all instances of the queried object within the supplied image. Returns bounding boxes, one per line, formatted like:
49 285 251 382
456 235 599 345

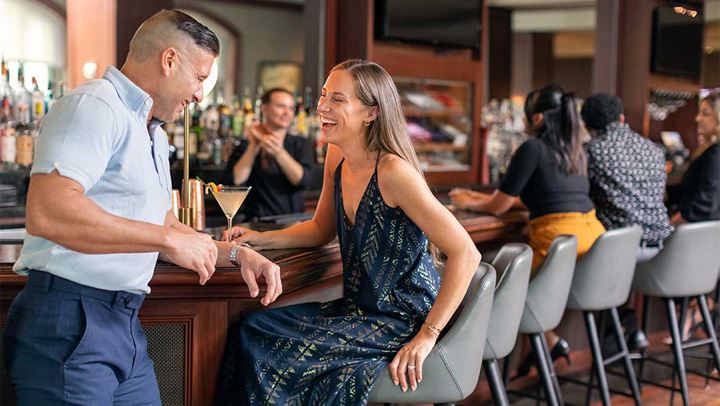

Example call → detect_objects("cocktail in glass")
210 185 251 231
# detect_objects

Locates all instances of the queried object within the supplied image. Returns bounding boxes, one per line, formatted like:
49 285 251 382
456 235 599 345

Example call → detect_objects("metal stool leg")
484 359 510 406
666 298 690 406
531 334 559 406
540 333 565 406
698 295 720 373
638 294 650 390
584 311 611 406
610 307 642 405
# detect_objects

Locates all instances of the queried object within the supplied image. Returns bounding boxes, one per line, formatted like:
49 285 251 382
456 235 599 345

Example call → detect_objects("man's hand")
163 228 218 285
237 247 282 306
258 133 284 157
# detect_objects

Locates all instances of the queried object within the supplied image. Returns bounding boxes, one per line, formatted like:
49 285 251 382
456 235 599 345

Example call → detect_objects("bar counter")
0 210 528 405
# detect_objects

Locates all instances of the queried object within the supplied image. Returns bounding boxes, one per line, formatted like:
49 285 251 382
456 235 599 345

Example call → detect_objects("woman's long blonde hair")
331 59 442 262
693 93 720 160
331 59 424 178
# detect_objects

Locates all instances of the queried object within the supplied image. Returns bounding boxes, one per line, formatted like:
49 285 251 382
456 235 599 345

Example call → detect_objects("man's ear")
161 48 178 77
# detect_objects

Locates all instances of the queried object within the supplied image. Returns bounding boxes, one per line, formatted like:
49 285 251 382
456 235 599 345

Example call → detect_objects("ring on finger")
407 365 416 369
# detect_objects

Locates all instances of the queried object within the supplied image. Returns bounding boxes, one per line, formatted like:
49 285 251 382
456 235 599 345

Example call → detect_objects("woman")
667 93 720 342
215 60 480 405
670 93 720 224
450 84 605 371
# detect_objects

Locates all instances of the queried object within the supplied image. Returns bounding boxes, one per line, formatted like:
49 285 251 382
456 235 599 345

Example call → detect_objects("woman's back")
500 137 594 219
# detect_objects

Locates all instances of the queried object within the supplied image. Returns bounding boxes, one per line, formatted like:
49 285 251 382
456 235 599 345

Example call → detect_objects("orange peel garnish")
205 181 219 195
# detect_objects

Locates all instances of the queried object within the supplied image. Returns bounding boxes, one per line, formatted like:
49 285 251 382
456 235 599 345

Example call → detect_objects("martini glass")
211 186 252 232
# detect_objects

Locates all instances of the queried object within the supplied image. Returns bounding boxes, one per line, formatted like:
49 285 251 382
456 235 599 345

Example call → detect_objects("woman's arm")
450 188 518 216
225 145 342 249
380 156 481 392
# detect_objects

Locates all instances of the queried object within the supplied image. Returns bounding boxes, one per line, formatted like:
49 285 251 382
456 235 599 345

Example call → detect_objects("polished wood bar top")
0 209 527 300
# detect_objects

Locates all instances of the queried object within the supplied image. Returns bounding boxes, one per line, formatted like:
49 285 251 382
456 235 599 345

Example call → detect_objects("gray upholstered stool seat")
513 235 578 406
565 226 643 405
481 243 533 406
368 262 496 405
632 221 720 406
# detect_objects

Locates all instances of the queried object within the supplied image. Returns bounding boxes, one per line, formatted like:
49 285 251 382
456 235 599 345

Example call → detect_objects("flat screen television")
651 2 704 79
374 0 482 51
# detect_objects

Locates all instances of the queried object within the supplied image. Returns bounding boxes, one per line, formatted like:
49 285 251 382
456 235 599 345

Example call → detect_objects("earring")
363 120 371 127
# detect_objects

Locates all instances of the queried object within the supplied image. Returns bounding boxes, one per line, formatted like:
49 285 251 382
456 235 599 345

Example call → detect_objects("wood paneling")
116 0 173 66
488 7 513 100
532 33 554 89
67 0 116 89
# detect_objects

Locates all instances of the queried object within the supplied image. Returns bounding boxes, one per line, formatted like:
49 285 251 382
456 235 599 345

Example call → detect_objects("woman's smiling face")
317 69 373 146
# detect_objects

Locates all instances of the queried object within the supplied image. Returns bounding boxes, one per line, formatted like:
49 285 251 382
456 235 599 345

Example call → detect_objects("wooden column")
488 7 513 101
617 0 654 134
592 0 621 94
532 33 554 89
66 0 116 89
303 0 326 94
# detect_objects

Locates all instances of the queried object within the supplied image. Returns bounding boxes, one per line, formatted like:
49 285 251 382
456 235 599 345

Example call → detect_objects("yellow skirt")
528 209 606 272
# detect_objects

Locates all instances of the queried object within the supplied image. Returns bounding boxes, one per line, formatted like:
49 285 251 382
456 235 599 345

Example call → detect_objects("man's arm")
27 171 218 283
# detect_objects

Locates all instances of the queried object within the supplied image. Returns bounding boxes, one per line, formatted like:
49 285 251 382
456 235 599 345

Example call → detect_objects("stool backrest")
484 243 533 360
519 235 578 334
634 221 720 297
368 262 496 403
567 226 643 311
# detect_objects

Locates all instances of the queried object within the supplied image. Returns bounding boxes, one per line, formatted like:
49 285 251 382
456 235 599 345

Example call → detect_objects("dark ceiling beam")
196 0 303 11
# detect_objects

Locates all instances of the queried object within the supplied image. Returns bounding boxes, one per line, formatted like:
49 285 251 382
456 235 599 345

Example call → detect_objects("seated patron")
215 60 480 405
581 93 673 262
451 85 605 271
451 85 605 371
670 93 720 224
221 88 314 220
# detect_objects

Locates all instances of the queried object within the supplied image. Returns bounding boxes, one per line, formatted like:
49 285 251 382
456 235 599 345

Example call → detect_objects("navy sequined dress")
216 158 440 405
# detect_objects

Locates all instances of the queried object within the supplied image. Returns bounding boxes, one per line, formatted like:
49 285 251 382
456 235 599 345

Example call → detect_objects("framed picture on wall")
258 61 301 94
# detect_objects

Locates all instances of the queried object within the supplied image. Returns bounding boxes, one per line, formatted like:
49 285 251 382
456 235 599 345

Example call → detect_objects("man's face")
261 91 296 131
154 46 214 122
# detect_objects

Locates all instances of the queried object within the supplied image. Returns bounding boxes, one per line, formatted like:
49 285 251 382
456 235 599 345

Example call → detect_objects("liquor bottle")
242 87 254 134
253 86 263 120
231 95 244 137
30 77 46 123
15 128 33 166
1 59 14 124
13 66 31 126
1 126 17 165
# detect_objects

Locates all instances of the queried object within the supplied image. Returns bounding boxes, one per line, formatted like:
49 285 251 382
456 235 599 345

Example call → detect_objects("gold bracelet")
423 321 442 337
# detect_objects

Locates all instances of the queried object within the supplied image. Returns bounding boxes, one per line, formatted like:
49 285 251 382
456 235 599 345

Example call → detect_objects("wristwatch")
229 242 251 266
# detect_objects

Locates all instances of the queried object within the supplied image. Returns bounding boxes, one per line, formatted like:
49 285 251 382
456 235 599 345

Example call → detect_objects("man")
3 10 281 405
582 93 674 262
222 88 314 220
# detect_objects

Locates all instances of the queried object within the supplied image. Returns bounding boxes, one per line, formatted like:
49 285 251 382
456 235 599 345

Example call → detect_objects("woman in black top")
451 85 605 373
452 85 604 269
671 93 720 224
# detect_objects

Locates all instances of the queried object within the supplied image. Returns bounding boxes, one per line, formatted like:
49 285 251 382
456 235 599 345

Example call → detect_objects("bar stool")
368 262 496 405
483 243 533 406
564 226 643 406
512 235 578 406
632 221 720 406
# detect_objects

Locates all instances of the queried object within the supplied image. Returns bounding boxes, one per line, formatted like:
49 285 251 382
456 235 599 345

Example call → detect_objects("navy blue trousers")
3 271 161 405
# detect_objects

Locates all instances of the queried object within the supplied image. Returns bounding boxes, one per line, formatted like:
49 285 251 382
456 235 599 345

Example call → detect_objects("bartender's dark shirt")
678 142 720 222
222 133 314 219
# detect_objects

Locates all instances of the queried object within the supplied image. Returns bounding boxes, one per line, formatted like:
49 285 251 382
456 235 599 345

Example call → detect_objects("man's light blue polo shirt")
13 66 172 294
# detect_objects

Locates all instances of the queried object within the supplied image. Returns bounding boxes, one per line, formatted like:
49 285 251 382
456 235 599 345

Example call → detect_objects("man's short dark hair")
581 93 624 132
261 88 295 106
171 10 220 56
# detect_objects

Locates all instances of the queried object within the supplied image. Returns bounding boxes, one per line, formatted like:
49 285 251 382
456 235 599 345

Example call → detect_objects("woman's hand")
387 328 437 392
222 226 266 248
